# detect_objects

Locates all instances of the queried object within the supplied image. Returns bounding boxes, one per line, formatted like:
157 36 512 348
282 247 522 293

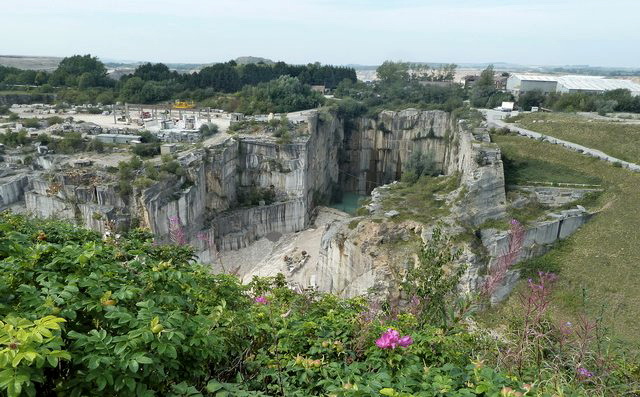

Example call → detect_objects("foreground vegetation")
492 132 640 346
506 113 640 164
1 213 638 396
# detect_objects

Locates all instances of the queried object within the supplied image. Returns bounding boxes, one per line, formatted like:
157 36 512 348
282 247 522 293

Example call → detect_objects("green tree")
50 54 112 88
518 90 545 111
376 61 410 85
470 65 497 108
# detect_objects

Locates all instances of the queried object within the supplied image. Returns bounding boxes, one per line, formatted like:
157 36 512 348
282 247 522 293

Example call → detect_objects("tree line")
0 55 356 107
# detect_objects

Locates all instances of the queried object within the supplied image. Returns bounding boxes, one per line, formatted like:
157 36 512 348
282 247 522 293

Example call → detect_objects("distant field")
490 133 640 346
0 55 62 71
510 113 640 164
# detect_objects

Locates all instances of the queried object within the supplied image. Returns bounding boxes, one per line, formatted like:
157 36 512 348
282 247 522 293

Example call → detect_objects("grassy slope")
492 133 640 346
510 113 640 164
381 174 459 224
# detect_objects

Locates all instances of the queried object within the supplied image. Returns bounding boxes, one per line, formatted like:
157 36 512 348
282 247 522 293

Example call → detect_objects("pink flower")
375 328 413 349
398 335 413 347
254 296 268 304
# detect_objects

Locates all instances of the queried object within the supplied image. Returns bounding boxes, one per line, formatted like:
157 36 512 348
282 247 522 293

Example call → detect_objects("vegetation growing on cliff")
0 213 637 396
380 174 459 224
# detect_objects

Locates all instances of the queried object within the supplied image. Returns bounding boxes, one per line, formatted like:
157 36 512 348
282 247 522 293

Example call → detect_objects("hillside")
491 125 640 345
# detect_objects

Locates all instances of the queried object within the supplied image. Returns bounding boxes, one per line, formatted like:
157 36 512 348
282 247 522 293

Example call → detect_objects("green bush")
402 151 438 184
132 143 161 158
21 118 41 129
0 214 635 396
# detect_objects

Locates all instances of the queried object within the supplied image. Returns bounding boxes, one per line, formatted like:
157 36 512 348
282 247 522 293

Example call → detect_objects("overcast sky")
2 0 639 67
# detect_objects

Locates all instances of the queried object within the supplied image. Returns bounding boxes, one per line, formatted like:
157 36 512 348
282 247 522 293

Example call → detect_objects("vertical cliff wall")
340 109 456 194
0 174 29 209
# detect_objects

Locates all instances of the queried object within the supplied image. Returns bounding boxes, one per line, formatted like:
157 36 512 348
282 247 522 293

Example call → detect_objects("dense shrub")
0 214 637 396
402 151 439 184
132 143 161 158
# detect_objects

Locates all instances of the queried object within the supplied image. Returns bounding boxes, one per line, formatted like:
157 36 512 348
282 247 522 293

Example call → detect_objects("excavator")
173 100 196 109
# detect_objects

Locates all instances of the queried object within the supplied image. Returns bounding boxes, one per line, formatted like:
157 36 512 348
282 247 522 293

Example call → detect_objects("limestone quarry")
0 108 593 303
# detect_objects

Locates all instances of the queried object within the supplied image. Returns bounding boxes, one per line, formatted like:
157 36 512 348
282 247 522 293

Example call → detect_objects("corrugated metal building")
506 74 558 96
507 74 640 97
556 76 640 95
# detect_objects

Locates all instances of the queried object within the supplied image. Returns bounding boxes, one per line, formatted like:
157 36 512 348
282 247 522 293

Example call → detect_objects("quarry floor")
210 207 350 281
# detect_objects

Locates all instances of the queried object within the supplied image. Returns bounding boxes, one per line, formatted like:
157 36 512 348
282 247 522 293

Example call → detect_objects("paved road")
481 109 640 172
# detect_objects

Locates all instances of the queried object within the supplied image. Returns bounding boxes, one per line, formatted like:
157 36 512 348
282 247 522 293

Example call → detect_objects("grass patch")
515 240 570 278
476 218 510 231
380 174 458 225
507 201 551 224
501 152 601 186
512 113 640 164
491 132 640 346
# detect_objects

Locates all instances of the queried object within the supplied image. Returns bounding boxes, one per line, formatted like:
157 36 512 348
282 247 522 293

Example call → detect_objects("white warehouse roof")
510 74 559 82
557 76 640 93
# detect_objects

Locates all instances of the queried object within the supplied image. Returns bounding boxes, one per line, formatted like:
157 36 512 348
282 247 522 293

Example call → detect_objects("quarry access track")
483 109 640 172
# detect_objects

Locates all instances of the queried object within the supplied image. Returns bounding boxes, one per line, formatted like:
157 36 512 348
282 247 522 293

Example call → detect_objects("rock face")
475 209 594 303
0 93 55 106
449 126 507 226
310 117 508 298
341 109 456 194
24 110 344 251
0 173 29 209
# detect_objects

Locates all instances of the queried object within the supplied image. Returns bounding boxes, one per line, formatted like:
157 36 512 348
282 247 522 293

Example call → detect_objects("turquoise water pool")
329 192 368 215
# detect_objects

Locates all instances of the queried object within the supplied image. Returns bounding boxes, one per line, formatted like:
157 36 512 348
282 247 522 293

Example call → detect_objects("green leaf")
136 356 153 364
0 369 14 387
96 376 107 391
7 379 22 397
129 359 139 373
46 356 59 367
88 356 100 370
125 377 136 391
206 380 223 393
11 353 23 368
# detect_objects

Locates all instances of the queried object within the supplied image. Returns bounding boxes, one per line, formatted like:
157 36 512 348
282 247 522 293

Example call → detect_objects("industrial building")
507 74 640 97
556 76 640 95
506 74 559 96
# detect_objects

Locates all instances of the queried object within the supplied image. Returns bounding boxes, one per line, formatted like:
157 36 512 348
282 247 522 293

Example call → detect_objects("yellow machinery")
173 100 196 109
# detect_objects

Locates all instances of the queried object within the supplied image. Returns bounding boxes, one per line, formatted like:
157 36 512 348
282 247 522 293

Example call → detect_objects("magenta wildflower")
375 329 413 349
577 367 593 381
482 219 526 298
254 296 268 304
398 335 413 347
168 215 187 245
